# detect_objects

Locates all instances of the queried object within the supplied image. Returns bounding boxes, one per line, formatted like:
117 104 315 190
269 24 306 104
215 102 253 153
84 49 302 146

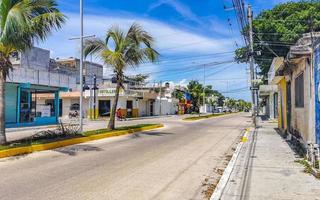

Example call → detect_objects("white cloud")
36 12 249 99
149 0 201 24
38 12 235 59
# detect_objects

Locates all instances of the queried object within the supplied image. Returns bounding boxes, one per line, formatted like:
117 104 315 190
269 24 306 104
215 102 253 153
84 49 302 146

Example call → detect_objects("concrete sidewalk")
220 119 320 200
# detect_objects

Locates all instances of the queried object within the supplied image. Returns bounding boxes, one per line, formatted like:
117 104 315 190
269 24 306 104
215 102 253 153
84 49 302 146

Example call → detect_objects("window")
295 73 304 108
70 103 80 111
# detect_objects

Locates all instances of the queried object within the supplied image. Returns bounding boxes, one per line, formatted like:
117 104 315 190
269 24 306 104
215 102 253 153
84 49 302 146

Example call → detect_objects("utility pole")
248 4 257 127
79 0 84 132
93 74 97 119
203 64 206 113
159 81 162 116
69 20 95 128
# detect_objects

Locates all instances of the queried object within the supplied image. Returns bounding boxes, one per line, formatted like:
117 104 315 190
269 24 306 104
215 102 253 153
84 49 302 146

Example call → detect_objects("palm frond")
126 23 154 47
0 0 66 51
106 25 125 51
84 38 107 58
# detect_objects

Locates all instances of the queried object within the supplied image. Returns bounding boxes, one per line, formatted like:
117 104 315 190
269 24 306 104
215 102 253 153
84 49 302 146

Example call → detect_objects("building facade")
6 47 76 127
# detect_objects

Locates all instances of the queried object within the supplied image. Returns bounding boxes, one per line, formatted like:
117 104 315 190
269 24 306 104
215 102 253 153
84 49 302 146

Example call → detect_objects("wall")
138 100 148 116
5 84 18 123
20 47 50 70
154 98 178 115
290 59 312 143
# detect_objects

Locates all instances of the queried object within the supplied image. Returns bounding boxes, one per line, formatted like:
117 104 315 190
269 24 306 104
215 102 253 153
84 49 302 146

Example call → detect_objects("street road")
0 113 250 200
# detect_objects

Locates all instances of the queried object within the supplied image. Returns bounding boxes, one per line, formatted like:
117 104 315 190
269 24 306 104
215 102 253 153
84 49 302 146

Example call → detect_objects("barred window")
295 73 304 108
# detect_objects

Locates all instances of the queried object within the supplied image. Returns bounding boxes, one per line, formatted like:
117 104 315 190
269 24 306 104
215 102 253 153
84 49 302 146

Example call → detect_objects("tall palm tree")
84 23 159 130
0 0 66 144
187 80 203 113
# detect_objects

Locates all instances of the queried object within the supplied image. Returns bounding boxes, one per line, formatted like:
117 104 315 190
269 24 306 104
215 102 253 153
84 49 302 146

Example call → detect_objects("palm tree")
187 80 203 113
84 23 159 130
0 0 66 144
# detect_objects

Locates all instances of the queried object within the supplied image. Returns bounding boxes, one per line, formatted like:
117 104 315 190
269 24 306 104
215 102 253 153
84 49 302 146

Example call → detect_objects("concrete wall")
138 100 148 116
290 59 314 143
154 98 178 115
20 47 50 70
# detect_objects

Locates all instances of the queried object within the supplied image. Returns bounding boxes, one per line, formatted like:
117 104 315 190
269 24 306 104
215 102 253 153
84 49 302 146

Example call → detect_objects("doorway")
98 100 111 117
287 82 292 132
149 101 154 116
126 100 133 117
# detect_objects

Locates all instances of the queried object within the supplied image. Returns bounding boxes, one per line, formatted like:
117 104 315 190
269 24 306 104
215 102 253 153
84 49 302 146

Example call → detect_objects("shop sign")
97 88 124 97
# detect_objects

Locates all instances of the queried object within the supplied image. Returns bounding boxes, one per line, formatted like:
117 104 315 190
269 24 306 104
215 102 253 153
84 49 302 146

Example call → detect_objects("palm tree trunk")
108 80 121 130
0 70 6 144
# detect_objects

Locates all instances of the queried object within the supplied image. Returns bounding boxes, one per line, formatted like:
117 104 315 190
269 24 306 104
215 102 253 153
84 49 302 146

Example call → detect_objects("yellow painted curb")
241 137 248 143
182 113 238 121
0 124 164 159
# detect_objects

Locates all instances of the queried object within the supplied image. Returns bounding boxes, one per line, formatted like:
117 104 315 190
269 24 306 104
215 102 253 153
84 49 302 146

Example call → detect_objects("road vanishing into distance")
0 113 250 200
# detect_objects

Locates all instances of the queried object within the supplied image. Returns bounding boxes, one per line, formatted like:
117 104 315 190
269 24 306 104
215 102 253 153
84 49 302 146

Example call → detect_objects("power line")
142 60 236 76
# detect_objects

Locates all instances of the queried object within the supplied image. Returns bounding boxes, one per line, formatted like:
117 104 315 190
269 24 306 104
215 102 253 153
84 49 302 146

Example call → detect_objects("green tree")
235 1 320 75
0 0 66 144
125 74 149 85
172 89 185 101
84 23 159 129
212 90 225 106
187 80 203 113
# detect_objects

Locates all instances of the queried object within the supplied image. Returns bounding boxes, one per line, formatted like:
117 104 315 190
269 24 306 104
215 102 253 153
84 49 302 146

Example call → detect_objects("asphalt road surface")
0 113 251 200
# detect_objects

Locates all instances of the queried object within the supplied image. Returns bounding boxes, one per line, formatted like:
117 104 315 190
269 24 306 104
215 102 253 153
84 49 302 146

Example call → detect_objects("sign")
84 88 143 98
39 105 51 117
315 44 320 144
98 88 124 96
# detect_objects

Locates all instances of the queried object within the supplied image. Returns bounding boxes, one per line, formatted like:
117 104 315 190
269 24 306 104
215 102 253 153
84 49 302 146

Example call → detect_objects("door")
149 101 154 116
98 100 111 117
286 82 292 132
274 93 278 118
20 89 31 123
126 100 133 117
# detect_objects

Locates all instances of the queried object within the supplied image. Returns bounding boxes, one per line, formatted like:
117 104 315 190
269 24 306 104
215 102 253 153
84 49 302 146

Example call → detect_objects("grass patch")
0 124 159 151
183 113 232 121
295 159 313 174
82 124 158 136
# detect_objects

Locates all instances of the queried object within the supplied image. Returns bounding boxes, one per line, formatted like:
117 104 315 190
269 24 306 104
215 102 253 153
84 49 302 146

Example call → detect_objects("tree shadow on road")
130 131 174 138
54 145 103 156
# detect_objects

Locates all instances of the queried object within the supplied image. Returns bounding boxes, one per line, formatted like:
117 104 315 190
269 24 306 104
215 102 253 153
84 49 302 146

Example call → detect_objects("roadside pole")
93 74 97 119
159 81 162 116
248 4 257 127
79 0 84 132
203 64 206 113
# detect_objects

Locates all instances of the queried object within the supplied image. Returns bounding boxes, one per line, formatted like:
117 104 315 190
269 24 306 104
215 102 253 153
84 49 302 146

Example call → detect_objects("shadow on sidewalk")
274 128 305 158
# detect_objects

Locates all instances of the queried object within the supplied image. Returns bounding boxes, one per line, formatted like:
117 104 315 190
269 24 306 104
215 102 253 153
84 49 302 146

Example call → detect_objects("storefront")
6 82 67 128
84 88 157 118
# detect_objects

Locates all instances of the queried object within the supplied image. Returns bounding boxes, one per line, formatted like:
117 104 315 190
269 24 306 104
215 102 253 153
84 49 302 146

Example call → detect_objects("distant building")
55 57 103 86
6 47 76 127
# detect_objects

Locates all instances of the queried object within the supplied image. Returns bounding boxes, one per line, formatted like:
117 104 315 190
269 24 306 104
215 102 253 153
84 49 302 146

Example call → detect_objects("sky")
38 0 293 101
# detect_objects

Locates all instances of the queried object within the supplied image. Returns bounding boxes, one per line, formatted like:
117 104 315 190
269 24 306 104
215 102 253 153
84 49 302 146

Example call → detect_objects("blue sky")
38 0 292 101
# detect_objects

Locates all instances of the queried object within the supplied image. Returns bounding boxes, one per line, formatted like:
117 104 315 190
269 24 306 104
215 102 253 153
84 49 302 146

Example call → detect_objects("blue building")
6 47 76 127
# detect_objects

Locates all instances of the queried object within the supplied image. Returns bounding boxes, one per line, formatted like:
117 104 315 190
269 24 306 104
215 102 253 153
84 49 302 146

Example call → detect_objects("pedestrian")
116 108 123 121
